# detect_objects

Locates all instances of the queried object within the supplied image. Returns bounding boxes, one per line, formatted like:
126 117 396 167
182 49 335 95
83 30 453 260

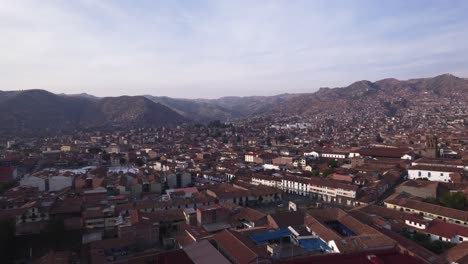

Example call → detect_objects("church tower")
425 134 438 158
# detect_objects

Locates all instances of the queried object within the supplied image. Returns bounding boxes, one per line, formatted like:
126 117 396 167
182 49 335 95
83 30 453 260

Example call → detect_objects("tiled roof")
386 197 468 222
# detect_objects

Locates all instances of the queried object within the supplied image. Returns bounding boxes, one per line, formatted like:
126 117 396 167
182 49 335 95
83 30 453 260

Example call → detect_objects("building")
167 172 192 189
423 135 439 158
404 214 468 244
407 165 465 183
385 197 468 226
0 166 18 183
304 208 396 254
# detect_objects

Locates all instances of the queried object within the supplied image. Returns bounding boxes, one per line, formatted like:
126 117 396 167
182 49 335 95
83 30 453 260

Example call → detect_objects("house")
251 174 282 189
20 175 46 191
183 240 231 264
82 206 118 230
206 184 252 206
404 214 468 244
0 166 18 183
408 165 466 183
356 147 414 160
442 242 468 264
118 210 160 248
304 208 396 254
196 204 230 226
385 196 468 226
166 172 192 189
267 211 305 229
211 229 270 264
303 151 320 159
320 150 349 160
395 180 439 199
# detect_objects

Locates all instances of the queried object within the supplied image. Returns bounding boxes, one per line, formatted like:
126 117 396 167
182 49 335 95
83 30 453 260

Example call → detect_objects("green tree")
88 147 102 155
101 151 110 162
440 192 466 210
422 197 439 205
328 160 338 168
323 168 334 177
135 158 144 167
376 133 384 143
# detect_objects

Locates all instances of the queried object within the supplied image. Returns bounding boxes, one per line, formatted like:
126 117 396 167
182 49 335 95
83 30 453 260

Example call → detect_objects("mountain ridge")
0 73 466 135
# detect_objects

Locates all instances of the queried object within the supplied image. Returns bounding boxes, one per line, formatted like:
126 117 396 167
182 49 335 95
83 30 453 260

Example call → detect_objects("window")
418 171 421 177
428 172 431 177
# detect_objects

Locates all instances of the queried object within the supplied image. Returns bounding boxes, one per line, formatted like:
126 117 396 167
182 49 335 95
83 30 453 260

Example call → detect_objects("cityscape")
1 1 468 264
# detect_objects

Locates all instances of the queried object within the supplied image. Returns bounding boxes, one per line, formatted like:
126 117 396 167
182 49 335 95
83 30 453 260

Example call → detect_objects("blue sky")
0 0 467 98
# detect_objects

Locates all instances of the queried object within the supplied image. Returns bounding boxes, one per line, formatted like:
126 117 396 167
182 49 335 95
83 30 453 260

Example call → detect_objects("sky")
0 0 467 98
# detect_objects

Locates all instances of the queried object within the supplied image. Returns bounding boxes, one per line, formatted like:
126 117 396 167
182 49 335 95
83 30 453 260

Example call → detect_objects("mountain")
0 90 188 135
0 89 91 135
81 96 188 128
60 92 100 101
197 94 302 117
261 74 468 117
144 95 235 123
0 74 466 135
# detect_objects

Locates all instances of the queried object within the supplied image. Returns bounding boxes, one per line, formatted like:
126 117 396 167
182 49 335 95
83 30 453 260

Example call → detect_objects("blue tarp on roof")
299 238 332 252
250 228 292 244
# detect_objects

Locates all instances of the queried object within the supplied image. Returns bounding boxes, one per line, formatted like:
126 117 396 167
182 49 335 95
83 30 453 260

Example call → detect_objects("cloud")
0 0 467 98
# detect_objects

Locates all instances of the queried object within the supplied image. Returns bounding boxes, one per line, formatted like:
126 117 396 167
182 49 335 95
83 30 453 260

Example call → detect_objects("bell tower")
425 134 438 158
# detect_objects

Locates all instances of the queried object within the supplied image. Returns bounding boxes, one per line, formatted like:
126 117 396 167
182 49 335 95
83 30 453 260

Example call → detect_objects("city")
1 1 468 264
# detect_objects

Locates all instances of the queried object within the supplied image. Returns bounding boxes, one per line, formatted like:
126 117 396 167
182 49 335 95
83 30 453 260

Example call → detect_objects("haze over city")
1 0 468 98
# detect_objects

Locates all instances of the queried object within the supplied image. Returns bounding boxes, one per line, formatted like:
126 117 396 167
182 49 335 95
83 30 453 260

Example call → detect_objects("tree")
311 170 320 177
101 151 110 162
328 160 338 168
440 192 466 210
135 158 144 167
323 168 334 177
88 147 102 155
376 134 384 143
422 197 439 205
275 135 287 143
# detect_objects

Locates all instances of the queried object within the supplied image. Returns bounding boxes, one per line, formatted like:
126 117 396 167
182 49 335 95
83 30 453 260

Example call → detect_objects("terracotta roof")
357 147 413 158
442 242 468 264
309 177 359 191
378 228 445 264
212 229 268 264
183 240 230 264
409 165 465 173
279 248 424 264
233 207 266 223
386 197 468 222
424 220 468 238
268 211 305 229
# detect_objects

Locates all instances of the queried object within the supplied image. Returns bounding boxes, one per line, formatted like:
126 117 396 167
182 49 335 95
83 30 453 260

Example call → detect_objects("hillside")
0 90 188 135
144 95 235 123
0 74 466 136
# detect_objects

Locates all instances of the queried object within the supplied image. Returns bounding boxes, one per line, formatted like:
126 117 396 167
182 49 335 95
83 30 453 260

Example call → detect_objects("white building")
20 175 46 191
49 175 73 192
303 151 320 159
408 165 464 182
251 175 282 189
245 152 256 163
